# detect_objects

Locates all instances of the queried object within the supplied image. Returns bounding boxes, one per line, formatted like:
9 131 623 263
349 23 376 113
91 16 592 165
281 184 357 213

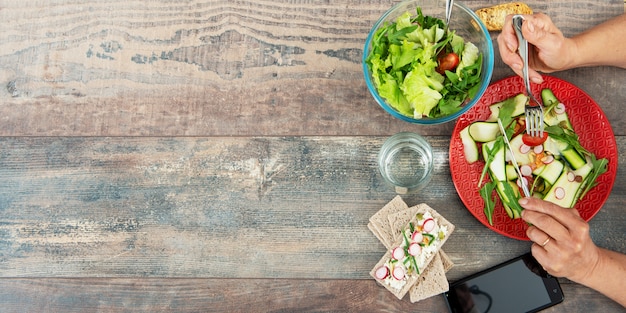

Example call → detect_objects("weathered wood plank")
0 136 624 278
0 1 624 136
0 278 623 313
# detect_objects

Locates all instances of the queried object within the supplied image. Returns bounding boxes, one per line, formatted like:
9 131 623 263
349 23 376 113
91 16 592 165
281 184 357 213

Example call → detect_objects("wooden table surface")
1 0 625 312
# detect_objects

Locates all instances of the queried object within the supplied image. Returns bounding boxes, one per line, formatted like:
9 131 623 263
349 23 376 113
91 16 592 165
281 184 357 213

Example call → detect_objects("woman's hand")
519 197 600 283
497 13 575 84
519 197 626 307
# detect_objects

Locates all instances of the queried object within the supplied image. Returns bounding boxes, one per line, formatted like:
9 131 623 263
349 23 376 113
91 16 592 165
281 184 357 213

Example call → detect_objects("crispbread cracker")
367 221 389 248
409 252 450 303
439 249 454 273
475 2 533 31
370 204 455 300
387 204 427 242
368 195 409 247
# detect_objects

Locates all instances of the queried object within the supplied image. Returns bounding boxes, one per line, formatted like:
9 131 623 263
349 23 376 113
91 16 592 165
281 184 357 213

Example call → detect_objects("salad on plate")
460 88 609 225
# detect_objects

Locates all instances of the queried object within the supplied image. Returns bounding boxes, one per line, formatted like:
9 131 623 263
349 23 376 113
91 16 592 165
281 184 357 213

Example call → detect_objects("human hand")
497 13 574 84
519 197 601 284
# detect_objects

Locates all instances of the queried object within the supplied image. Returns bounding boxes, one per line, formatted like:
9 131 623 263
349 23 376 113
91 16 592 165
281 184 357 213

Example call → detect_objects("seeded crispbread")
387 203 427 243
409 252 450 303
368 195 409 248
370 203 455 300
439 249 454 272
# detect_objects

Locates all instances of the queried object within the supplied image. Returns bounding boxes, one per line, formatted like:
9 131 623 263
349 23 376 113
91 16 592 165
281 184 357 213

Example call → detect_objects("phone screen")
444 253 563 313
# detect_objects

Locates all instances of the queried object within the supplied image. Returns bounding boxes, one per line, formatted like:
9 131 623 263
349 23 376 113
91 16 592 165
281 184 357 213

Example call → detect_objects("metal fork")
512 15 544 138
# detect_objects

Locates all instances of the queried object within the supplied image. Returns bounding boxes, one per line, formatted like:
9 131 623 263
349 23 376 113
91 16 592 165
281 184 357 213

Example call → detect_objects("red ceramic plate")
450 75 618 240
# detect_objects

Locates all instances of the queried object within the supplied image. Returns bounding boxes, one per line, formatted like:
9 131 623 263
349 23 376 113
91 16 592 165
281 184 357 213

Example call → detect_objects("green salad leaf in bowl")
363 1 494 124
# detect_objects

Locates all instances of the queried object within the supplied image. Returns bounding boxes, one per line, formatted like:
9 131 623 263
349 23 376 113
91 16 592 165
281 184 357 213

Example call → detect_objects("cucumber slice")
505 164 518 181
533 159 564 185
541 88 559 107
496 180 522 218
460 126 479 164
541 88 573 129
509 134 533 165
543 162 593 208
469 122 500 142
562 148 586 170
543 137 569 157
489 143 506 182
486 93 527 122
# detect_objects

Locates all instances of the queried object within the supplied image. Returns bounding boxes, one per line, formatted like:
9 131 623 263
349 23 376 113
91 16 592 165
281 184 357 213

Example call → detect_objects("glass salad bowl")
362 0 494 124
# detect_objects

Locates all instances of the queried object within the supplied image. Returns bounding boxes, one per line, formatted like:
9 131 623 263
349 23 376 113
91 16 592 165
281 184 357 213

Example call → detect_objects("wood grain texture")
0 0 624 136
0 136 624 279
0 278 624 313
1 0 625 311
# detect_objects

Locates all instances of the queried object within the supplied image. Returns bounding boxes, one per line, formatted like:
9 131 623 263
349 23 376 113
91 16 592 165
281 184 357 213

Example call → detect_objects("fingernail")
519 198 529 206
527 21 535 33
512 63 522 70
531 76 543 84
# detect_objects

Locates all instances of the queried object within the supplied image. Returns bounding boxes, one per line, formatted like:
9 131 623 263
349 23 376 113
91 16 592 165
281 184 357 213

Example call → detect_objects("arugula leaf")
578 155 609 200
478 139 503 186
480 181 497 225
545 125 590 157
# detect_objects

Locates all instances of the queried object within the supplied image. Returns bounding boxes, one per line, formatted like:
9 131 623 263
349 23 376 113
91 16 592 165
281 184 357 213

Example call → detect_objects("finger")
526 225 552 247
496 14 523 71
523 210 570 242
518 14 546 83
519 197 582 228
530 243 553 273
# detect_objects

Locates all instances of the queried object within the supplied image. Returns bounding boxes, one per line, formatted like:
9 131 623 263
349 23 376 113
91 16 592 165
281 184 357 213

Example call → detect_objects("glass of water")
378 132 434 194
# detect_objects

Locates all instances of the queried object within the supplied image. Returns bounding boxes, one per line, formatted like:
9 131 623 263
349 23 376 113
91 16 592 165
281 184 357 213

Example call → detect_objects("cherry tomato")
522 132 548 146
436 52 460 74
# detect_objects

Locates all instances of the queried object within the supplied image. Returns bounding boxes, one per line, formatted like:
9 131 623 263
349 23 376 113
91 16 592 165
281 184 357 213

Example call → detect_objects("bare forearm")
575 248 626 307
569 14 626 69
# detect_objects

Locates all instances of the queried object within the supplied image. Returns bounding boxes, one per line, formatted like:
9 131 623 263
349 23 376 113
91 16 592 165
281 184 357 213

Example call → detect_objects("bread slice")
409 252 450 303
369 204 455 300
439 249 454 272
475 2 533 31
368 195 409 247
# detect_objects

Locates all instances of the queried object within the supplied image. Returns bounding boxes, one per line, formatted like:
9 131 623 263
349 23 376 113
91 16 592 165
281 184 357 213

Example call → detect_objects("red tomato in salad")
522 132 549 146
436 52 460 74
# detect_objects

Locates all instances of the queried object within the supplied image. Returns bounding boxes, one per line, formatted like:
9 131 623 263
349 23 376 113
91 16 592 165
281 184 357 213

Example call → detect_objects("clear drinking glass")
378 132 434 194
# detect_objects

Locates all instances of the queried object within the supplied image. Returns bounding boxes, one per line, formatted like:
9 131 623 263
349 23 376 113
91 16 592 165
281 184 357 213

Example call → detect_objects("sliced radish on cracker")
375 266 390 280
408 243 422 256
422 218 435 233
392 266 406 280
392 247 405 260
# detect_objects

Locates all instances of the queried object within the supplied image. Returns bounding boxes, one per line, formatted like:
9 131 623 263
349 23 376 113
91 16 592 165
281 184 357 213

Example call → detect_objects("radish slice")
554 187 566 200
520 164 533 177
542 155 554 164
554 103 566 115
533 145 544 154
411 231 423 243
520 144 531 154
408 243 422 256
422 218 436 233
375 266 389 280
392 266 406 280
392 247 405 260
517 177 529 189
567 171 576 182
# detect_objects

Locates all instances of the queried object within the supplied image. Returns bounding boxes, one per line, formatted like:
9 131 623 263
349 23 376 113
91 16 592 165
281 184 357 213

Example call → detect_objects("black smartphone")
444 253 564 313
